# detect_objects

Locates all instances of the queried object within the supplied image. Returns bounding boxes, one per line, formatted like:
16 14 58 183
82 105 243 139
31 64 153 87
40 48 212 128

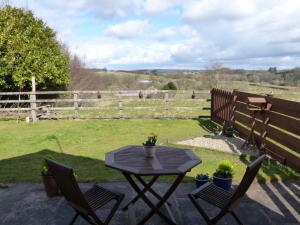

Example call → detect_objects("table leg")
123 175 159 210
123 172 185 225
135 175 172 206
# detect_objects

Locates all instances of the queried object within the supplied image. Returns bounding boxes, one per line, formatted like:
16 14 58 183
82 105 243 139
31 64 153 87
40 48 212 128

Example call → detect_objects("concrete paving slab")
0 182 299 225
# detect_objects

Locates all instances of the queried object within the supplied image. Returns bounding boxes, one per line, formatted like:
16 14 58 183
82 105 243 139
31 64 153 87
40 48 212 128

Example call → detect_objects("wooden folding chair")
188 155 266 225
46 159 124 225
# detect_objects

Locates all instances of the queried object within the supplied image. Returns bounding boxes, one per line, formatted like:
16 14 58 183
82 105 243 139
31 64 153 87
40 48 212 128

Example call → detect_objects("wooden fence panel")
266 97 300 118
211 88 300 171
266 111 300 135
210 88 233 124
264 140 300 171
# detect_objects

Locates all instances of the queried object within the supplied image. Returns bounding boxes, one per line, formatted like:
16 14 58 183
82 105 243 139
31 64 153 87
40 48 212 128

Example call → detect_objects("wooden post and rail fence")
0 78 211 120
0 91 211 119
210 88 300 171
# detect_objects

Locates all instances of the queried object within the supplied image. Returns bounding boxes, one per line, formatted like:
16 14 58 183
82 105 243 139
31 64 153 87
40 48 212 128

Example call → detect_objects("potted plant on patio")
195 173 209 187
213 160 234 190
142 133 157 157
222 120 235 137
41 158 59 197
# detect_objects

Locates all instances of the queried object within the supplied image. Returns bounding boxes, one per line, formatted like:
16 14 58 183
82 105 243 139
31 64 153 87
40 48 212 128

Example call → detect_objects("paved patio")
0 182 299 225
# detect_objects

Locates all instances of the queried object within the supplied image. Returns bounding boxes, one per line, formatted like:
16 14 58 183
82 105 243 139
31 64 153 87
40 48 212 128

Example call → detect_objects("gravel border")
177 135 259 156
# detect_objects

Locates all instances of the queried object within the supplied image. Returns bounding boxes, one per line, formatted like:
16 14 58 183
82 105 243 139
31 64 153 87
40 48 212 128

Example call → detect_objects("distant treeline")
70 59 300 91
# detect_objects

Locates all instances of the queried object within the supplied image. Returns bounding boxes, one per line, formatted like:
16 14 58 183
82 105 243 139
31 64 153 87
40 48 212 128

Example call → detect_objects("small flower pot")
213 175 232 190
195 178 209 188
143 145 156 157
42 175 59 197
224 129 234 137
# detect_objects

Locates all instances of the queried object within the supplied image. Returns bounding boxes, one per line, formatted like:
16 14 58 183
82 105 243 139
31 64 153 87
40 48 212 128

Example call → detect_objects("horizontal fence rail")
0 90 211 120
0 90 210 95
211 88 300 171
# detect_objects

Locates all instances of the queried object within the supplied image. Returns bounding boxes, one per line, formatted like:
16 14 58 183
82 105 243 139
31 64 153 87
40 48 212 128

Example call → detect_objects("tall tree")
0 6 70 91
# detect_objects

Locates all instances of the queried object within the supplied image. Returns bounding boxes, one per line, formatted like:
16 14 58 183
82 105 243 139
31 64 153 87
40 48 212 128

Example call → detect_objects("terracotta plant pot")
143 145 156 157
42 175 59 197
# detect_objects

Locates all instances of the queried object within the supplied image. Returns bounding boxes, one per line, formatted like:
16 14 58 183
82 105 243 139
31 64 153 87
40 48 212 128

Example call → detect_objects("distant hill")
69 67 300 90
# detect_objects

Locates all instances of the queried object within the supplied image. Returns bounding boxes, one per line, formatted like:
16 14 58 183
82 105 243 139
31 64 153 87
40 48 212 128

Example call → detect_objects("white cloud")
170 36 217 63
86 0 132 18
7 0 300 69
178 25 198 37
144 0 178 16
182 0 256 22
179 0 300 68
67 0 143 19
71 37 172 68
153 25 199 42
154 27 177 41
104 20 149 39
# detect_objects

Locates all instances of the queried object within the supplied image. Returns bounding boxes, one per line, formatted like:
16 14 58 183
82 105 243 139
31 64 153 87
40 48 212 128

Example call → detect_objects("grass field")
0 119 299 183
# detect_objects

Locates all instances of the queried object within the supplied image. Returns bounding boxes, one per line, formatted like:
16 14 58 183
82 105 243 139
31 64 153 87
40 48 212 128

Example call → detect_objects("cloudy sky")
8 0 300 70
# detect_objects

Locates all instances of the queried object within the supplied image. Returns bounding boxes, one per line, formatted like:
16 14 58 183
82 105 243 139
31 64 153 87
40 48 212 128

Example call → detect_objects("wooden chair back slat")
45 160 91 214
228 155 266 210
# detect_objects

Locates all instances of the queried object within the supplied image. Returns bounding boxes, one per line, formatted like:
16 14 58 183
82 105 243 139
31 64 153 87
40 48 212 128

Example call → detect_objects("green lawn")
0 119 298 183
57 99 210 119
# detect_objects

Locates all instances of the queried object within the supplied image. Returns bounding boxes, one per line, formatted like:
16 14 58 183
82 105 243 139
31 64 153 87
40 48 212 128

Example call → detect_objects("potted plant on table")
41 159 59 197
195 173 209 188
143 133 157 157
213 160 234 190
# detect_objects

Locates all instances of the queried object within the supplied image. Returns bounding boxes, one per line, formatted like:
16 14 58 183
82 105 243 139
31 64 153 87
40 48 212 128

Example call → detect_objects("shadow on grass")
239 155 300 183
0 149 124 183
196 118 221 135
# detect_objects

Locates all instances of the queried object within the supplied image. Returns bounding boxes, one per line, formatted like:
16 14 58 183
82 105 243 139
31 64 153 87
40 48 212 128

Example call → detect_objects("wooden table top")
105 145 201 175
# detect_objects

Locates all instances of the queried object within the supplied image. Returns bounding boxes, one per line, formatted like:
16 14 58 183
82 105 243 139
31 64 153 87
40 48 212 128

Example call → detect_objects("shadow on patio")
239 156 300 224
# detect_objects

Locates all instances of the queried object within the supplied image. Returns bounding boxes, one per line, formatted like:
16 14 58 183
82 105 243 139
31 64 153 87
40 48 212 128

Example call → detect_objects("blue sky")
7 0 300 70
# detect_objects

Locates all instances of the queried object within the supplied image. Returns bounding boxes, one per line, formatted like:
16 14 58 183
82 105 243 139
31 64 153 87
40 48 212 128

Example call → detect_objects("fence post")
118 91 123 118
73 92 79 118
210 89 214 121
30 76 37 122
165 92 169 118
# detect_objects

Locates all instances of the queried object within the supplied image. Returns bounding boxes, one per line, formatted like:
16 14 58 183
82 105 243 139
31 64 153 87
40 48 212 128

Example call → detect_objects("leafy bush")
0 6 70 91
162 82 177 90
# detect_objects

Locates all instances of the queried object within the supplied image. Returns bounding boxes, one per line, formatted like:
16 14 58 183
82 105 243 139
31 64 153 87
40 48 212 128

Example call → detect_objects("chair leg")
188 194 214 225
104 195 124 225
211 210 228 224
69 212 79 225
231 211 244 225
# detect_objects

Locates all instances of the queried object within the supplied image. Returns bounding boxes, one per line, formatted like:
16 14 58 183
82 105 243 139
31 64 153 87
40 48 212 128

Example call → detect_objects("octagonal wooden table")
105 145 201 225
